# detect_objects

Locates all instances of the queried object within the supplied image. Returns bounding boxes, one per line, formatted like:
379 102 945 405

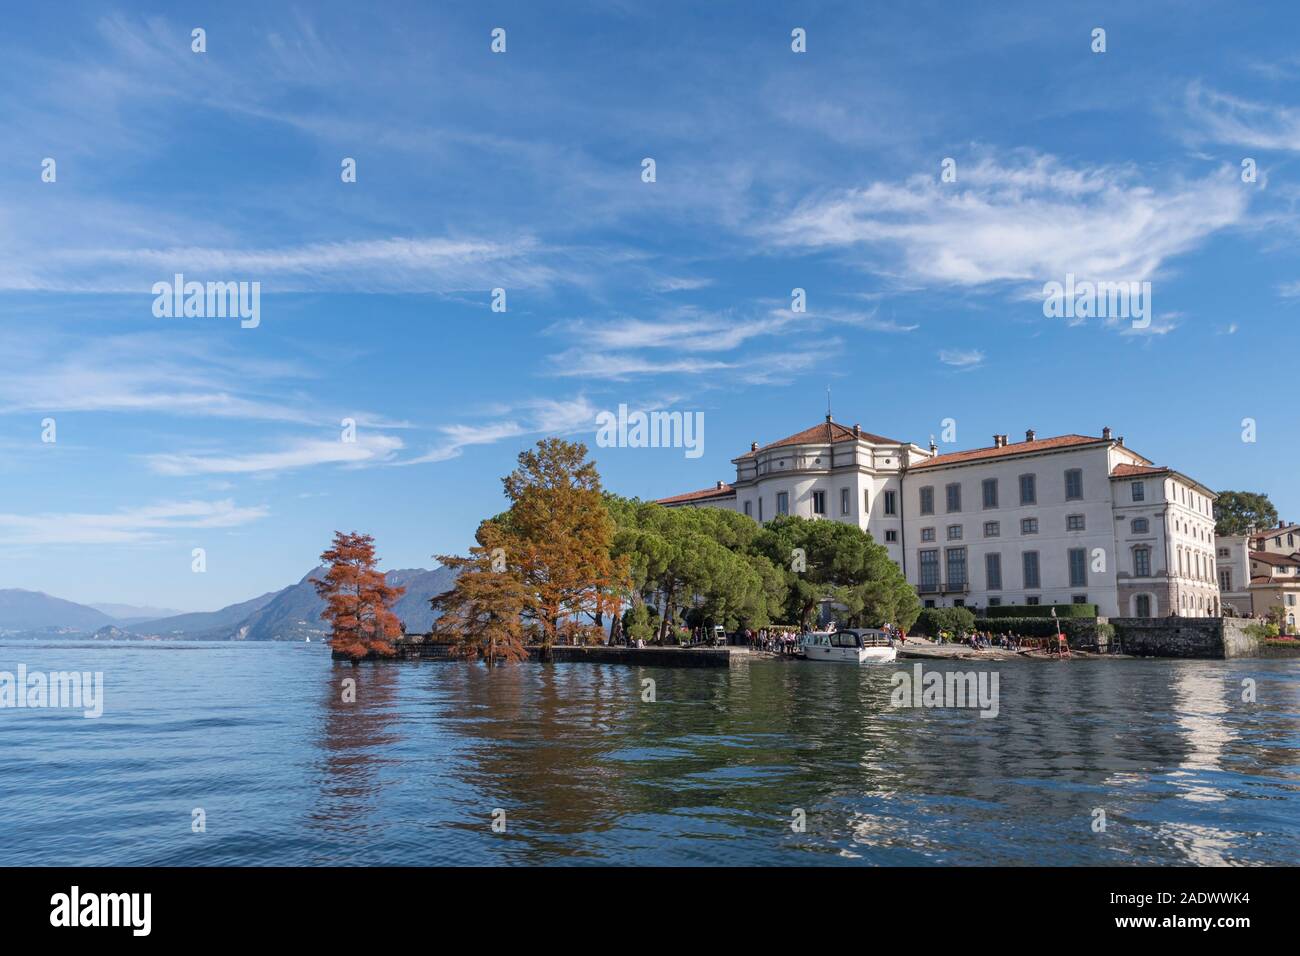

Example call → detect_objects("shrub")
913 606 976 637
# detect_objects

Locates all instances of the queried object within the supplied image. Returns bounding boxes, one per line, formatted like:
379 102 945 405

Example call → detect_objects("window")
812 491 826 515
840 488 850 516
947 525 963 541
924 599 935 608
1066 514 1085 531
946 483 961 513
1135 594 1152 617
1289 594 1297 607
1065 468 1083 500
743 501 752 517
1026 595 1040 606
919 486 935 515
983 521 1000 537
1219 568 1232 591
884 530 897 542
982 478 998 509
919 549 940 588
988 597 1002 607
1068 547 1087 587
1021 518 1039 535
946 547 967 587
1023 551 1041 589
1072 594 1088 604
1019 473 1037 505
863 489 869 513
986 553 1002 590
1133 518 1150 534
758 498 763 522
884 490 897 515
1131 482 1145 502
921 527 936 542
777 492 789 516
1134 546 1151 577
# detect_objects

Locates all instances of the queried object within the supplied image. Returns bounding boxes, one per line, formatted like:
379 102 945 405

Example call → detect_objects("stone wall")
1109 617 1261 659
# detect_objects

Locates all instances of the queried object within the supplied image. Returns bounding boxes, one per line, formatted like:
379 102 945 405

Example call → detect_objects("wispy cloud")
768 152 1248 290
1185 81 1300 152
938 348 985 369
403 397 601 465
148 434 403 476
0 499 268 546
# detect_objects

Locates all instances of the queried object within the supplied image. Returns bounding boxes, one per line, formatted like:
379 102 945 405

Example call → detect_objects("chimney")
1025 429 1036 442
1102 426 1112 440
750 441 758 451
853 423 861 437
715 480 724 490
1117 436 1124 446
929 437 938 454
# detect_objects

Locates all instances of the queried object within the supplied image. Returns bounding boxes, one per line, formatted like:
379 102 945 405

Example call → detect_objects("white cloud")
0 499 268 546
938 348 985 369
1185 82 1300 152
148 434 403 476
769 152 1248 289
404 396 602 464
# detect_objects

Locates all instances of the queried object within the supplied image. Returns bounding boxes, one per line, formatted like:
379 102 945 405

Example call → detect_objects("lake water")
1 641 1297 866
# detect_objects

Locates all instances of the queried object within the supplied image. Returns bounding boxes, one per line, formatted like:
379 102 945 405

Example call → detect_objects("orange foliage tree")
433 438 629 657
503 438 628 648
432 525 530 666
313 531 405 661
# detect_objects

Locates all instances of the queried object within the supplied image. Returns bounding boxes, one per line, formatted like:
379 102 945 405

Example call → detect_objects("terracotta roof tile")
655 483 735 505
735 419 903 460
1110 463 1169 478
1250 551 1300 568
910 434 1104 469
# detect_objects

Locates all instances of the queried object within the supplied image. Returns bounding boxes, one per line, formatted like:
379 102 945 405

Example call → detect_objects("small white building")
656 416 1221 619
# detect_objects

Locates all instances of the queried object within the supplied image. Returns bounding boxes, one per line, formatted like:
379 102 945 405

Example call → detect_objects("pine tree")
313 531 405 660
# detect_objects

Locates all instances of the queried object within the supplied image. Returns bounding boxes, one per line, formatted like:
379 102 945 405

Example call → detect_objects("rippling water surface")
1 641 1297 866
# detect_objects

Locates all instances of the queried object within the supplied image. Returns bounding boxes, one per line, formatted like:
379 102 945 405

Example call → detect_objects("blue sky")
1 1 1298 611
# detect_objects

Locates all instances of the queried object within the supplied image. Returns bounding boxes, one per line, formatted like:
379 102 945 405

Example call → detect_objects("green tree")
1214 490 1278 536
754 515 916 631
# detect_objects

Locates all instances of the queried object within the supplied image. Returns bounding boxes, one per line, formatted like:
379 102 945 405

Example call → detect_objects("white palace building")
656 416 1222 619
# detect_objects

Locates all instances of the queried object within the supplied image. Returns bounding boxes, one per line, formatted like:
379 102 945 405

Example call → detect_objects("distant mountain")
89 603 185 624
130 565 458 642
138 590 283 640
0 589 115 631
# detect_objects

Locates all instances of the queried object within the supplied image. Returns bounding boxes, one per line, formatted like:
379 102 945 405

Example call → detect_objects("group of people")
934 630 1040 651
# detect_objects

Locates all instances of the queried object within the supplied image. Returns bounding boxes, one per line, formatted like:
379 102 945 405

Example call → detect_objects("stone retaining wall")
1109 617 1260 659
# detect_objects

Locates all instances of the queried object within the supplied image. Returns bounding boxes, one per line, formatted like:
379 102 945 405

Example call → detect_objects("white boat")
801 628 897 663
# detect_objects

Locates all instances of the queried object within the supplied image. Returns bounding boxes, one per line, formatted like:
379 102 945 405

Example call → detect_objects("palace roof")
911 434 1107 470
734 418 904 461
654 483 735 505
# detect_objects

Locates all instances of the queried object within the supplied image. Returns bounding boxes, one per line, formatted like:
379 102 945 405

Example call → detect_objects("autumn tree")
434 439 629 655
313 531 406 661
432 525 529 666
1214 490 1279 536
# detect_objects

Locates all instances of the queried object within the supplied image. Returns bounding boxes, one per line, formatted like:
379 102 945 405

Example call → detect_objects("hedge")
982 603 1097 619
973 617 1095 639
